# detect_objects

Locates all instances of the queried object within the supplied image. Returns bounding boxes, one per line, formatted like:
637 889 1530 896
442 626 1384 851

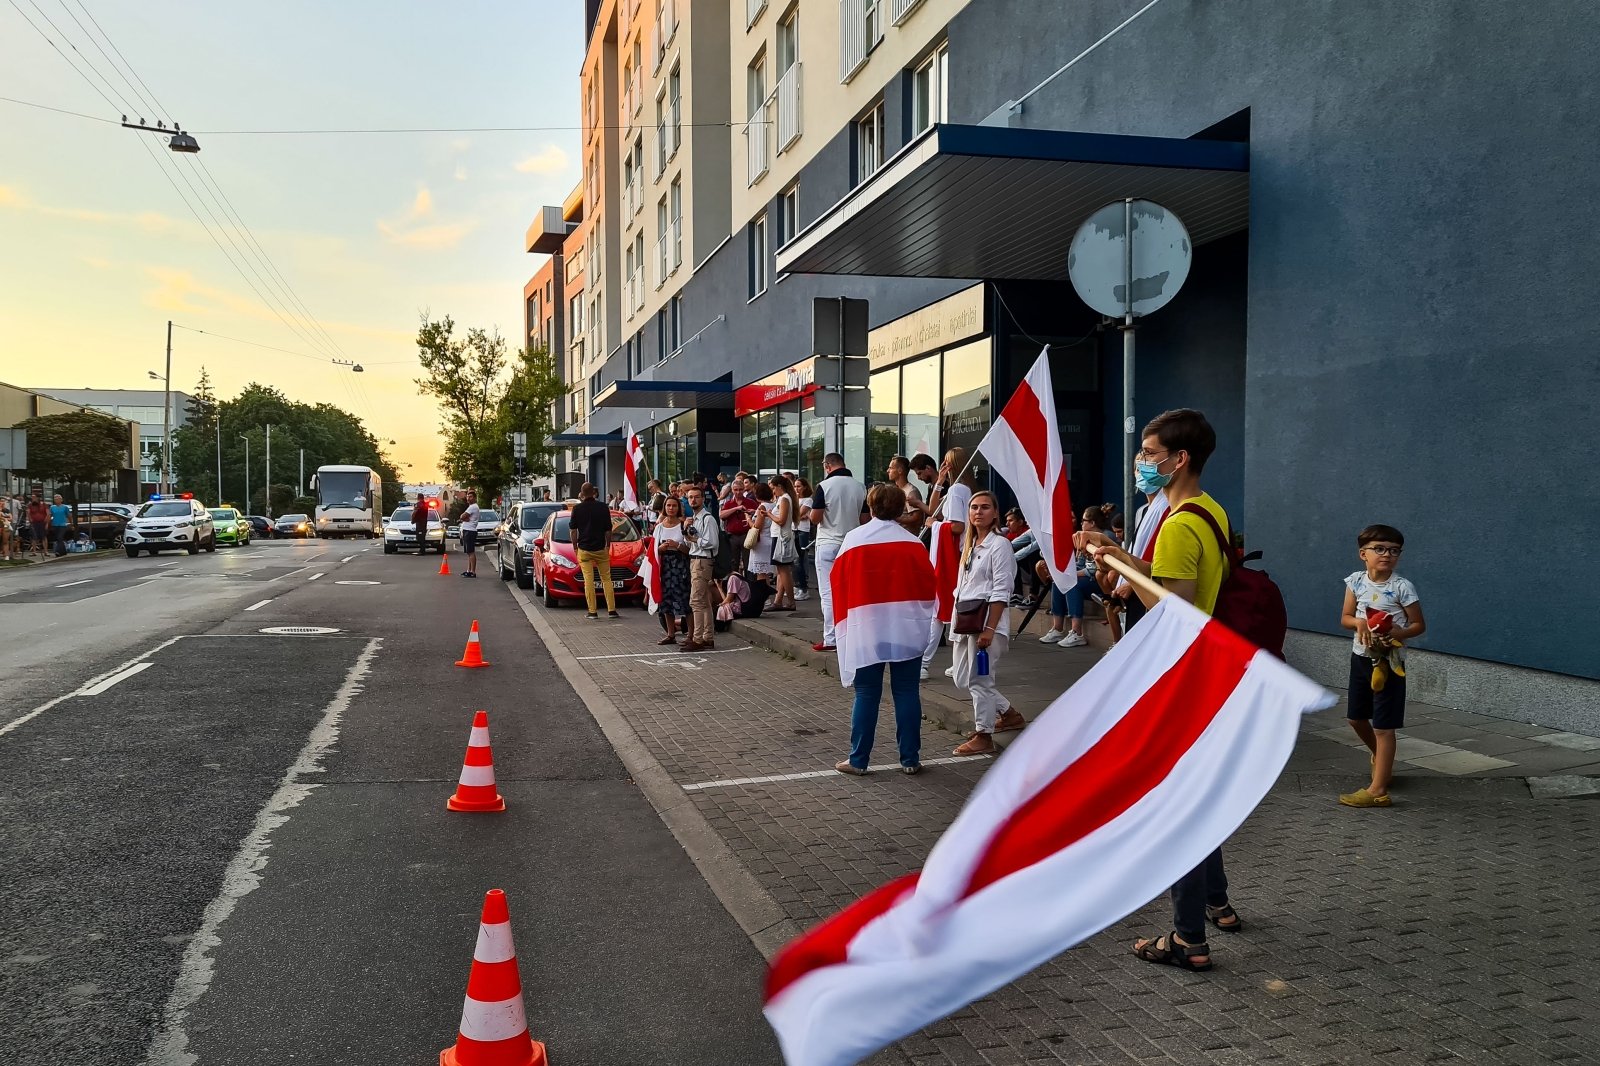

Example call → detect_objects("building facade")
1 382 143 500
31 387 190 494
533 0 1597 720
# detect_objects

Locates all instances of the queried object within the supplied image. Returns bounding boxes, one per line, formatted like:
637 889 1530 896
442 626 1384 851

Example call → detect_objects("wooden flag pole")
1094 548 1170 605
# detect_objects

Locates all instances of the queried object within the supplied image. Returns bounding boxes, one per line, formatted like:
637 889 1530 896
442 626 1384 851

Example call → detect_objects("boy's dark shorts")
462 529 478 552
1347 652 1405 730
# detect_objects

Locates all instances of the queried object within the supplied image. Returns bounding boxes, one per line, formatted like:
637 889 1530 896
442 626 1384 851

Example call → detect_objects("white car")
382 504 447 554
123 494 216 556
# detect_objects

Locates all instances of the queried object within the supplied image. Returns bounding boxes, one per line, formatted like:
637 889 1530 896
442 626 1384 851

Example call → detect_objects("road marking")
682 755 992 792
0 635 184 738
244 599 274 611
308 572 324 581
575 646 752 661
79 661 155 695
341 555 356 563
55 579 92 587
143 638 382 1066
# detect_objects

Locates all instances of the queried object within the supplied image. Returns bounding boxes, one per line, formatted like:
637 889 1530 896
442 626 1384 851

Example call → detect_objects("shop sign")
869 283 986 370
734 360 818 416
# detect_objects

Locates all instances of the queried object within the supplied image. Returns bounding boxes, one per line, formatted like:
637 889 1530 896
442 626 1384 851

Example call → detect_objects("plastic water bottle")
975 648 990 677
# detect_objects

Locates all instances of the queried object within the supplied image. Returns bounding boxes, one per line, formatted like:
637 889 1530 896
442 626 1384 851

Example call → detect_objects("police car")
123 493 217 556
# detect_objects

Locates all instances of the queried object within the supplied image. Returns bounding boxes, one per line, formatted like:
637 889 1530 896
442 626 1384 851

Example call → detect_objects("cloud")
454 164 469 182
410 187 434 218
0 185 20 207
376 185 475 249
513 145 569 175
0 183 188 236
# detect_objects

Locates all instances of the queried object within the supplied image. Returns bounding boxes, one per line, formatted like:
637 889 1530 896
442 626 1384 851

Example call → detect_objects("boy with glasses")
1339 524 1426 808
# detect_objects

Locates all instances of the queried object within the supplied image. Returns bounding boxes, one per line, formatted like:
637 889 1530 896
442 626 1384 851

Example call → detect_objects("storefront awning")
592 379 735 410
776 124 1249 281
543 431 625 448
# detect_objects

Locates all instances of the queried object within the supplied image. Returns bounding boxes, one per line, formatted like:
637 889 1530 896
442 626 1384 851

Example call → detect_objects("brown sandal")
1205 904 1242 933
657 634 678 645
1132 931 1212 971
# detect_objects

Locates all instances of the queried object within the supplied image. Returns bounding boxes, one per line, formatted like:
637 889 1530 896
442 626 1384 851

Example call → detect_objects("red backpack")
1175 503 1288 659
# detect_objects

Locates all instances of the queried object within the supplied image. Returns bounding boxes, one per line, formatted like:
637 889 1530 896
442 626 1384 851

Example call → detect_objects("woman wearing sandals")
949 491 1027 756
766 474 798 611
651 495 692 644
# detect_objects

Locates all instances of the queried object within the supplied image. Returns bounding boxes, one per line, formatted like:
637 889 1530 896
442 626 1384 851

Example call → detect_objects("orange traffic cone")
439 552 452 575
448 710 506 812
440 889 548 1066
455 620 490 668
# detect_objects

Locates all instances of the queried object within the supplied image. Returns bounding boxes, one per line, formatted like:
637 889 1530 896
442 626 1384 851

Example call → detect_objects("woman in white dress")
766 474 798 610
746 481 776 578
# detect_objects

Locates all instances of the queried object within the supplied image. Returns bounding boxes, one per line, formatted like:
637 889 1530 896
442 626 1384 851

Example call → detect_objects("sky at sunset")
1 1 583 481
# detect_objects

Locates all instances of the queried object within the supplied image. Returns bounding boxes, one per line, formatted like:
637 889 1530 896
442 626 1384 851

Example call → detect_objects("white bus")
309 465 383 538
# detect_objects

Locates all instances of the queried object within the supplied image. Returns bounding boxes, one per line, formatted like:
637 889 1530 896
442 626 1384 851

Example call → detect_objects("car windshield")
138 502 192 518
478 511 500 525
279 514 308 524
208 510 234 521
390 508 413 523
316 470 372 510
518 505 556 528
549 513 641 542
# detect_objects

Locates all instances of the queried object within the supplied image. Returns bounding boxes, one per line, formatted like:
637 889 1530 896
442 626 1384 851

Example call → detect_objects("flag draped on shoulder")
828 519 937 687
975 347 1076 589
763 594 1335 1066
638 535 662 615
621 423 646 509
927 521 960 624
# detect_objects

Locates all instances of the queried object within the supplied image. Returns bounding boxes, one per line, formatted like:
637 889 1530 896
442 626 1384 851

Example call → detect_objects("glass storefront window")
778 401 800 475
740 414 760 474
800 398 825 485
756 408 777 474
901 354 940 463
942 337 992 483
868 366 900 483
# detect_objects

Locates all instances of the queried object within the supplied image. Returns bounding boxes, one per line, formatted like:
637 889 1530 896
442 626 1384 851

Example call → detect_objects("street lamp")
121 117 201 153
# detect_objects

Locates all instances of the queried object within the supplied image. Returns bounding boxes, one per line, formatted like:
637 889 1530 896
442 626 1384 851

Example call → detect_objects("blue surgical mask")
1134 460 1173 494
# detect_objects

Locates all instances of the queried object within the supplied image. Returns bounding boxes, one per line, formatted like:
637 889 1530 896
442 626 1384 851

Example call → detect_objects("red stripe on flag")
1049 469 1075 575
999 380 1049 485
961 619 1257 899
831 542 938 621
765 872 920 1003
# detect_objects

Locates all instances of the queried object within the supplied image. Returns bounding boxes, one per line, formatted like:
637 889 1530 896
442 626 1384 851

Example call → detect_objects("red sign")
734 361 818 417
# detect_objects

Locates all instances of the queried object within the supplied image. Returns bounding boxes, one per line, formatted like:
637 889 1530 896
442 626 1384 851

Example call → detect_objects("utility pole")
215 418 222 506
162 320 172 495
240 435 250 515
265 424 273 518
299 449 304 496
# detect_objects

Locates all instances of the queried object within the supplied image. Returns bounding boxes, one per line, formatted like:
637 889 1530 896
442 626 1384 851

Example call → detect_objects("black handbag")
952 598 987 635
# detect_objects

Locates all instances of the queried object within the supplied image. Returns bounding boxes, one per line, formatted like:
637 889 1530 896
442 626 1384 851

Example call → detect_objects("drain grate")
258 625 341 635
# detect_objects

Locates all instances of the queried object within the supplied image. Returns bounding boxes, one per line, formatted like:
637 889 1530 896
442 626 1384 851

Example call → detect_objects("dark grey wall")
949 0 1600 678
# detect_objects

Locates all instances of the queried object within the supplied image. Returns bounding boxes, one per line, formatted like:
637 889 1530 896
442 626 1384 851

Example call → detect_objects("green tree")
497 345 566 480
18 411 131 503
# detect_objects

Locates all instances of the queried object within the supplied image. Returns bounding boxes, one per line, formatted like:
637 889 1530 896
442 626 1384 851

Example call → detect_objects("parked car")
448 510 501 547
209 507 251 546
382 504 446 554
122 494 216 556
273 514 315 539
494 502 564 588
244 515 275 538
529 509 646 608
70 505 131 549
89 502 139 520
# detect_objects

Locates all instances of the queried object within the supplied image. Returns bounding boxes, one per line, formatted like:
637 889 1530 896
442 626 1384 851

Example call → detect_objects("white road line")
682 754 992 792
0 635 185 738
143 637 382 1066
55 579 91 587
576 646 752 661
79 661 155 695
341 555 355 563
244 599 274 611
308 572 324 581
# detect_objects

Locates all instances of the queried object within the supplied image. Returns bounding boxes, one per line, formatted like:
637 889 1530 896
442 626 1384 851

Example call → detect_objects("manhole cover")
334 580 381 585
258 626 341 635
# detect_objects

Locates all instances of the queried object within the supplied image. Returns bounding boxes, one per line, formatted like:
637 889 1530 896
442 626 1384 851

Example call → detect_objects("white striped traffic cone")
455 620 490 668
447 711 506 813
439 889 547 1066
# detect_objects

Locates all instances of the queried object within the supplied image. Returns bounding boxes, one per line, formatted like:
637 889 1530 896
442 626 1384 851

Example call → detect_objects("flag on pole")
763 594 1335 1066
622 423 646 510
927 520 960 624
974 346 1076 589
638 534 663 615
828 519 938 687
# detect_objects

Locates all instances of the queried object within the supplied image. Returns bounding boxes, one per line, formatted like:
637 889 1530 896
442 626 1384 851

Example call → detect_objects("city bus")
309 465 383 538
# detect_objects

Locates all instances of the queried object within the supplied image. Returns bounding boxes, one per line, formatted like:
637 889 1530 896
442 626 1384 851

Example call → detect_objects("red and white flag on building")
975 347 1076 589
622 422 647 510
828 519 938 687
637 535 663 615
927 520 961 624
764 594 1334 1065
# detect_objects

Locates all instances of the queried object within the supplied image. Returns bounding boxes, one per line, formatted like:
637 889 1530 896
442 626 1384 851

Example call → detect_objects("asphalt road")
0 537 781 1065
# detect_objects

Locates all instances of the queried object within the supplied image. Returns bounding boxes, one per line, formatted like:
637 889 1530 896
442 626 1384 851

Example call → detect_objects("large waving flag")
622 423 647 510
764 594 1335 1065
829 519 937 687
638 535 662 615
975 346 1076 589
927 521 960 624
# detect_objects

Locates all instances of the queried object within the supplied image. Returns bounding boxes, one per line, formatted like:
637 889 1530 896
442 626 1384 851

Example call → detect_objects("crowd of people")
1 490 75 561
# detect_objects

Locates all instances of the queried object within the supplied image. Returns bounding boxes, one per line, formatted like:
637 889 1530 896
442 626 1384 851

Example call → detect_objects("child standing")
1339 524 1426 808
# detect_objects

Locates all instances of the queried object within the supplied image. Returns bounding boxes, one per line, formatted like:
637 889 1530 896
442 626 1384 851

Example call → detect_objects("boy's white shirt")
1345 570 1419 657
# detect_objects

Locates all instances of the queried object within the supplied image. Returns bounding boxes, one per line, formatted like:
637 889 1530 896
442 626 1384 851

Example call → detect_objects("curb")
505 583 803 960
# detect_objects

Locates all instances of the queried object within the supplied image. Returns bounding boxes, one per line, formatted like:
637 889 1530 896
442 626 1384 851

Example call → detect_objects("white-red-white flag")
764 594 1334 1066
927 520 960 624
622 423 647 510
975 346 1076 589
828 518 937 687
638 535 663 615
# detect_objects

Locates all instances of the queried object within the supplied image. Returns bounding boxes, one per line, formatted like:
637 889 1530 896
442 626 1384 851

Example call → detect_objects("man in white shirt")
459 491 482 578
808 453 866 652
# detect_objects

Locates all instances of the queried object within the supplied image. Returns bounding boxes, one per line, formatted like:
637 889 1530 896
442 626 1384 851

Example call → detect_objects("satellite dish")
1067 200 1191 320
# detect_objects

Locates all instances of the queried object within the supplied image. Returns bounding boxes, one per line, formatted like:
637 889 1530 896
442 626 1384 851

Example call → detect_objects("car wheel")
542 576 558 607
125 546 139 558
383 544 397 554
186 542 200 555
516 555 534 590
498 549 512 581
205 535 216 552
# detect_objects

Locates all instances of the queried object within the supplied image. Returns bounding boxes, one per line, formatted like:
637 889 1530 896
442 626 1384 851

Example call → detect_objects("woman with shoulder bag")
767 474 798 610
950 490 1027 756
652 495 692 644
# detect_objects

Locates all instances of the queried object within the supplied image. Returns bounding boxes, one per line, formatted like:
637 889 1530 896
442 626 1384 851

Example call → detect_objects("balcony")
747 0 766 28
839 0 881 83
776 62 802 152
663 0 677 41
745 109 771 187
890 0 923 24
657 233 668 285
672 216 683 268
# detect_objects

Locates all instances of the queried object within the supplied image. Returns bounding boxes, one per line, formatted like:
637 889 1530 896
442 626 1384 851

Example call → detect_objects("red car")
530 509 647 608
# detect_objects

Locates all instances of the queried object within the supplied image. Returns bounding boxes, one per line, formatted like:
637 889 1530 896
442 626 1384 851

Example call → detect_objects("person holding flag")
829 484 937 776
645 494 690 643
949 491 1026 756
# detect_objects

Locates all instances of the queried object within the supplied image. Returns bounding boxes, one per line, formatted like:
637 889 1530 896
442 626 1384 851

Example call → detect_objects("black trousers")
1171 847 1229 944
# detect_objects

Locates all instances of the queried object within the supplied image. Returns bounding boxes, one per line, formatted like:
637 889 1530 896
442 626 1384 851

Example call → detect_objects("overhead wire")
5 0 125 115
52 0 161 119
63 0 172 119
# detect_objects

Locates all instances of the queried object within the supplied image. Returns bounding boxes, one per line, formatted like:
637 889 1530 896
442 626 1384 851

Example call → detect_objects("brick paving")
523 590 1600 1065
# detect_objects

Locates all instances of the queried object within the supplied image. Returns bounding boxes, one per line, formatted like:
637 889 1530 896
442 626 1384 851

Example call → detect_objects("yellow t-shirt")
1149 492 1231 617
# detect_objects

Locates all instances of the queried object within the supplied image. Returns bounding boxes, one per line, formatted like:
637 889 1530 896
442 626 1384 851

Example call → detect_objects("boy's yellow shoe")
1339 787 1392 808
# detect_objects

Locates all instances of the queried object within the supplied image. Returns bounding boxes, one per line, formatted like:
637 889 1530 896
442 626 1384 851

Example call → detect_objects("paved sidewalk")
512 586 1600 1066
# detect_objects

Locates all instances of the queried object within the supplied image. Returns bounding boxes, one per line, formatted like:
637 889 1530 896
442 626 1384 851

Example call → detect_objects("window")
839 0 883 82
569 293 584 339
656 196 669 283
746 52 771 185
748 213 768 298
668 65 682 155
670 177 683 267
670 295 683 352
625 242 636 314
775 8 801 150
623 58 635 123
747 53 767 121
856 103 884 183
634 233 646 306
777 7 798 75
632 135 644 214
655 90 668 174
779 183 799 247
656 309 669 362
622 152 635 217
913 43 949 133
631 40 643 114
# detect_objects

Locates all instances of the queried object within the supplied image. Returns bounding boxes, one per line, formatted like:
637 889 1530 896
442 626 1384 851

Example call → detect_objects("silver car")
495 502 563 588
